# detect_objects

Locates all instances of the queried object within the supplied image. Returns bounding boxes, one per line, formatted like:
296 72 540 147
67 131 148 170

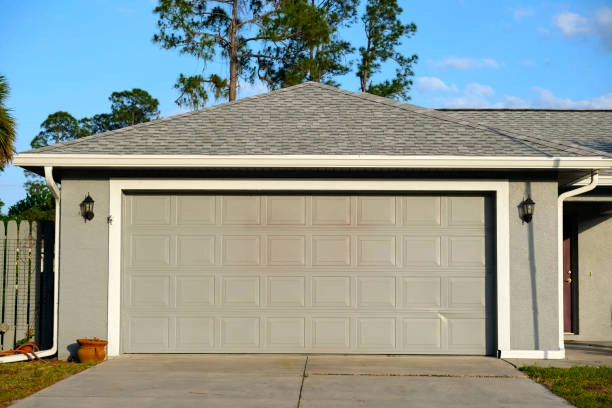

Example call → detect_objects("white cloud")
513 8 535 21
465 83 495 97
436 95 491 108
436 57 500 70
532 87 612 108
415 77 457 93
429 82 495 108
553 12 590 36
552 7 612 51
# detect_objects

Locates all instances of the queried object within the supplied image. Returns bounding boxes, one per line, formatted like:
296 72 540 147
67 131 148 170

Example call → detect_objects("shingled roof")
20 82 609 159
440 109 612 155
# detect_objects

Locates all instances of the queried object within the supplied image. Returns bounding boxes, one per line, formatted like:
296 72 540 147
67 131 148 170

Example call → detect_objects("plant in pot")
76 337 108 363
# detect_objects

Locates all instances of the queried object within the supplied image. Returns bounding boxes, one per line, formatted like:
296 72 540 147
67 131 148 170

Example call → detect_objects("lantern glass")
522 197 535 223
80 193 95 221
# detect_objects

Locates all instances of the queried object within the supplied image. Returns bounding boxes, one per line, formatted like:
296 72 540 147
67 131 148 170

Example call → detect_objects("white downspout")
0 166 60 363
556 171 599 355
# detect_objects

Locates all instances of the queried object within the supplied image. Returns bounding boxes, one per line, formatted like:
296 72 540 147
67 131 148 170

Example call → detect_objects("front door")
563 222 573 333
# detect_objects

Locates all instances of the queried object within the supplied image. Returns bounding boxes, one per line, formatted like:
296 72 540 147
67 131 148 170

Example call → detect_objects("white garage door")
121 193 494 354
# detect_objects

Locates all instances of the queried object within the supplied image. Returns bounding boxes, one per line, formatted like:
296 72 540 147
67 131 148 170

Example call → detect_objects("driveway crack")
297 355 309 408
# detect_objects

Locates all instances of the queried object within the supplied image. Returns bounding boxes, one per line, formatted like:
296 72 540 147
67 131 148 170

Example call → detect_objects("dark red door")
563 233 573 332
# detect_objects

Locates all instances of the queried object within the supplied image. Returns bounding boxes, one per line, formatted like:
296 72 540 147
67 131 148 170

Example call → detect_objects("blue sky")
1 0 611 209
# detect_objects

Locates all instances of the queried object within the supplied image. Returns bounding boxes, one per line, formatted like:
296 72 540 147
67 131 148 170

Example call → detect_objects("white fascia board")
13 154 612 170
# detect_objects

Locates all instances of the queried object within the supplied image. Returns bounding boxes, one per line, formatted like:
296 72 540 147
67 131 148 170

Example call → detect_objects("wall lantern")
521 197 535 223
80 193 95 221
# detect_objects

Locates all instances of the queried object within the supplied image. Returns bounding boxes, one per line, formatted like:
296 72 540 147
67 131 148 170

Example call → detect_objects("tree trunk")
229 0 238 101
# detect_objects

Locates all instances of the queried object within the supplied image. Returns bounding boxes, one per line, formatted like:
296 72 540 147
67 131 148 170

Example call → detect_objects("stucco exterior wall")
58 177 109 359
573 208 612 341
509 181 560 351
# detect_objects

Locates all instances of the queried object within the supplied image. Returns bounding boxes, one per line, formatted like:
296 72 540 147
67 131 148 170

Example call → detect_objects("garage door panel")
357 318 396 348
176 276 215 307
449 236 485 266
130 196 171 225
356 277 396 308
267 276 305 307
177 235 215 265
221 277 260 306
264 318 305 348
220 317 260 347
404 236 441 266
222 236 261 265
447 277 485 309
130 235 171 266
448 196 485 226
222 196 261 225
402 318 442 349
403 196 441 226
123 193 493 354
176 196 215 225
357 236 397 266
268 235 306 265
129 276 171 307
312 235 351 265
267 196 306 225
312 277 351 307
357 197 396 225
312 196 351 225
447 318 486 351
128 317 170 351
401 277 441 308
176 317 215 349
312 318 351 348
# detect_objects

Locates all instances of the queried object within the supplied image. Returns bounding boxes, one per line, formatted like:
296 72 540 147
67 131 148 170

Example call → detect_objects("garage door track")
13 355 572 407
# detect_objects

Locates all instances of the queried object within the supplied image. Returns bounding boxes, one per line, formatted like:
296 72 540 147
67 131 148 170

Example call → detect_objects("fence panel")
0 220 48 351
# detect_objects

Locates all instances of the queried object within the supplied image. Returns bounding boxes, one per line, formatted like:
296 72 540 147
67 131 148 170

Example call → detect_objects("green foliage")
0 75 16 169
109 88 160 128
30 111 82 149
8 181 55 221
153 0 281 108
520 366 612 408
357 0 417 100
15 327 35 347
260 0 357 88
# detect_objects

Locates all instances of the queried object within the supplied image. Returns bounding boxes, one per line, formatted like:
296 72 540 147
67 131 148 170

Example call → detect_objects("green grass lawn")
0 359 96 407
520 366 612 408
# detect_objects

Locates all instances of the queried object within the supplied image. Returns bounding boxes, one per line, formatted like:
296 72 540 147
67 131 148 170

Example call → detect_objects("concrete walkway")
12 355 572 408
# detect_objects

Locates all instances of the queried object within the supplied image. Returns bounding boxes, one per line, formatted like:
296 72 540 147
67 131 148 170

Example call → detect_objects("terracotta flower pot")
76 338 108 363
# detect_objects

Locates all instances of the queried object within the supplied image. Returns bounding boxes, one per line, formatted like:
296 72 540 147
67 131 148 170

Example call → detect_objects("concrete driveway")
13 355 571 408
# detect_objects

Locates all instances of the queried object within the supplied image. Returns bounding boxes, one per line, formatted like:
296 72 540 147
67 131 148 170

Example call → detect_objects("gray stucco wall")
509 181 560 351
571 208 612 341
57 177 109 359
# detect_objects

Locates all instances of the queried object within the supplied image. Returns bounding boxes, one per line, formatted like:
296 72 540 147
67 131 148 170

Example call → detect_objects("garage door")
122 193 494 354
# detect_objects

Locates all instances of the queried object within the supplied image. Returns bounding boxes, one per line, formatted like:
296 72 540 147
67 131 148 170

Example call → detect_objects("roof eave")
13 154 612 170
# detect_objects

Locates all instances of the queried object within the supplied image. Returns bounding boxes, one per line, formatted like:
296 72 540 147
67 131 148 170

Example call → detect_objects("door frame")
107 178 511 357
